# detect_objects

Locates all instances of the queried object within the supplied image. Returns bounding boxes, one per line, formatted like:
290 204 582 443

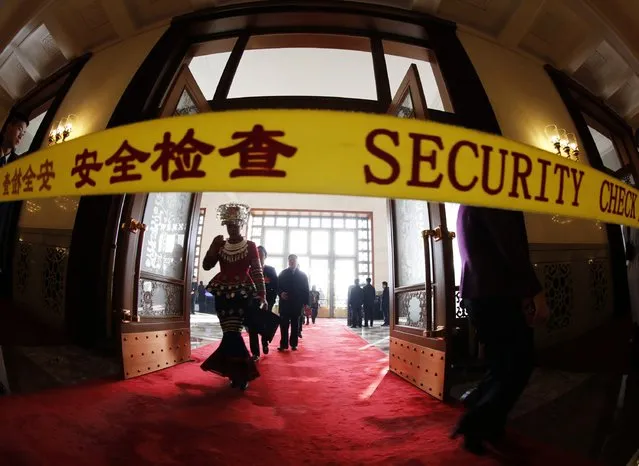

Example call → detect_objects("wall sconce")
545 124 580 161
48 114 76 145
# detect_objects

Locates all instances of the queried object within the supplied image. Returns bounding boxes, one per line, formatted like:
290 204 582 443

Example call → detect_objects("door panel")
116 65 211 379
387 65 456 401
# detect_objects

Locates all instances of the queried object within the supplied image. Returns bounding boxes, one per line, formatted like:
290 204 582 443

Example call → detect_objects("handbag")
244 299 281 343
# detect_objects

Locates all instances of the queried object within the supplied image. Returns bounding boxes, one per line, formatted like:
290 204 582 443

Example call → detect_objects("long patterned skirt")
200 293 259 382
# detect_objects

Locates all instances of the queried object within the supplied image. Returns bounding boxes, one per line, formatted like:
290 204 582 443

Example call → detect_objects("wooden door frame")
68 1 501 360
114 193 202 334
113 63 211 377
386 64 456 400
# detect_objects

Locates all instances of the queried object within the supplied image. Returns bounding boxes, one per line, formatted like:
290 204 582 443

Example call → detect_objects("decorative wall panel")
389 337 446 401
138 279 183 318
42 246 68 317
12 229 72 332
542 262 574 331
14 242 32 296
529 244 613 349
588 259 609 315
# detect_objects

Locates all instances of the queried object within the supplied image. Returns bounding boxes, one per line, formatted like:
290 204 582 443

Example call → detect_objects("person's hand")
259 298 268 310
211 235 225 251
532 291 549 325
281 292 289 300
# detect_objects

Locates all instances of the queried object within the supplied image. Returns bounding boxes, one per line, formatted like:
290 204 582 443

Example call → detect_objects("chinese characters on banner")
69 125 298 191
2 159 55 196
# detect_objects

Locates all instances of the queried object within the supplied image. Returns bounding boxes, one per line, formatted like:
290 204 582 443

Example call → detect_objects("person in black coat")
248 246 279 359
362 277 376 327
381 281 390 326
0 112 28 298
277 254 309 351
348 279 363 328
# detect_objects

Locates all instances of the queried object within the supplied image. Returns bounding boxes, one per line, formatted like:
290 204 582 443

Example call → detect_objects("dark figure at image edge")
0 113 28 298
200 203 267 391
452 206 549 455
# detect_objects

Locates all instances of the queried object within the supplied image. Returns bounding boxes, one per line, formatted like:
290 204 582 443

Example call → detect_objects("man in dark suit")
381 281 390 326
249 246 279 360
362 277 376 327
348 279 363 328
277 254 309 351
0 112 28 298
451 206 548 454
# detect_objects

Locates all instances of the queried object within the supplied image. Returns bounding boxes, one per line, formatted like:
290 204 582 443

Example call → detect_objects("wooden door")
387 65 456 401
113 65 211 379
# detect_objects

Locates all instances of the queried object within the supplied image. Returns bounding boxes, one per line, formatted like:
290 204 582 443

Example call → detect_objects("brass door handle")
423 227 455 242
121 218 147 233
422 227 442 241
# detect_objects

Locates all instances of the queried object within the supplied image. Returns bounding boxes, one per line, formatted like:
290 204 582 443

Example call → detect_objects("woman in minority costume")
200 203 266 390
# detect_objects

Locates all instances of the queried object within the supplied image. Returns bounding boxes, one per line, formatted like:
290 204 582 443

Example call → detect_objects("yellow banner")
1 109 637 227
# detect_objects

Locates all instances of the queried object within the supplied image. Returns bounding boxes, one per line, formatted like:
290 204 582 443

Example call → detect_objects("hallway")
0 319 595 465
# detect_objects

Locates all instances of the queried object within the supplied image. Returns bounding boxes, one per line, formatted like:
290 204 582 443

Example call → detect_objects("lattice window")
248 209 374 311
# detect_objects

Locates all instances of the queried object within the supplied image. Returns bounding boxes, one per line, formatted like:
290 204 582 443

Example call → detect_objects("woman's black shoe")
230 380 238 388
263 345 269 355
239 381 249 391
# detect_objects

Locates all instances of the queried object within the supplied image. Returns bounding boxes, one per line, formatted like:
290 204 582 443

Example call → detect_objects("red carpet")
0 320 598 465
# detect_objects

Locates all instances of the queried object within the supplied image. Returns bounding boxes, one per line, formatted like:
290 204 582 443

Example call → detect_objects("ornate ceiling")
1 0 639 127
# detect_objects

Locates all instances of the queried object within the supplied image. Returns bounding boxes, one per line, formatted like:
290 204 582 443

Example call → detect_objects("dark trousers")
279 312 300 349
198 297 206 312
351 304 362 327
457 297 534 438
249 330 268 357
382 306 389 325
363 303 374 326
311 305 318 323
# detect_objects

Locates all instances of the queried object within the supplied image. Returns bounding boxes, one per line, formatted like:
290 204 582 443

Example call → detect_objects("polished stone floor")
190 313 390 352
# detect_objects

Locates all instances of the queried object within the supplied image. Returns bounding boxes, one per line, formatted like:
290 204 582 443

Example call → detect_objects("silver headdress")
217 203 250 225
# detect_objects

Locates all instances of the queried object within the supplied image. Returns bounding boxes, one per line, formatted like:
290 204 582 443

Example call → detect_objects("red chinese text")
71 149 103 188
218 125 297 178
151 129 215 182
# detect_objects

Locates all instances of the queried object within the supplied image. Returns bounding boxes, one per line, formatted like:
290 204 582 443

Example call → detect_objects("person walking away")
348 279 363 328
278 254 309 351
362 277 376 327
200 204 267 391
309 286 321 324
248 246 279 360
197 281 206 313
451 206 548 454
381 281 390 326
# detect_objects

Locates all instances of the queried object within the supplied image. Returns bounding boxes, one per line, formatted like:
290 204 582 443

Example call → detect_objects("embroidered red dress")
201 240 266 382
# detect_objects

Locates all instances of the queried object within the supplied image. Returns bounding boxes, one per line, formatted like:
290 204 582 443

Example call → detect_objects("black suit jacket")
263 264 279 307
0 150 19 168
277 267 309 316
